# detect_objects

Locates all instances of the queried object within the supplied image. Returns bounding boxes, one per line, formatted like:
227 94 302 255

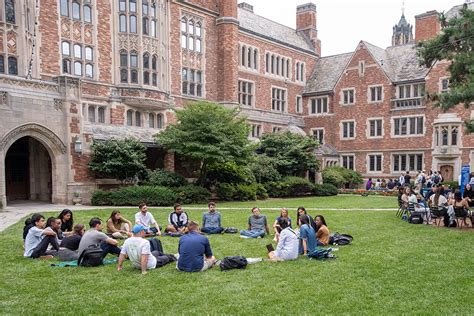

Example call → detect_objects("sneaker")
240 235 251 239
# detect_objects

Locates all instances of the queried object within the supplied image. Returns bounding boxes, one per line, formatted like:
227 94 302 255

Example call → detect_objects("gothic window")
74 61 82 76
143 53 150 69
148 113 155 128
85 47 93 61
152 54 158 86
130 15 137 33
84 5 92 23
451 127 458 146
62 41 71 56
157 113 163 129
129 0 136 12
72 1 80 20
182 67 202 97
60 0 69 16
142 17 148 35
188 36 194 51
120 69 128 83
98 107 105 123
74 44 82 58
130 51 138 83
119 0 126 12
151 19 157 37
441 127 448 146
120 50 128 83
135 111 142 127
0 55 4 73
181 17 202 53
142 0 148 15
196 39 201 53
88 105 95 123
195 22 201 36
5 0 15 24
188 20 194 35
85 64 93 78
119 14 127 32
180 17 187 32
8 56 17 75
131 70 138 83
126 110 133 126
63 59 71 74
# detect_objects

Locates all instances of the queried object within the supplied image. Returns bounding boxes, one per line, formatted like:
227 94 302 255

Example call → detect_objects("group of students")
22 202 331 273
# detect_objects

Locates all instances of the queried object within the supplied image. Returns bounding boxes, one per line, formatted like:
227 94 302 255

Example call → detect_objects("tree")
322 166 363 189
417 4 474 132
256 131 319 176
88 138 147 183
155 101 254 185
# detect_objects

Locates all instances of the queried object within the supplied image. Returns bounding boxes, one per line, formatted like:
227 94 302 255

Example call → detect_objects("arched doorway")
440 165 454 182
5 136 52 203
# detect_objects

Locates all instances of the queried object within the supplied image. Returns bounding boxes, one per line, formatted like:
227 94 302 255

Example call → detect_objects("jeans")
240 229 265 238
31 236 60 259
201 227 224 234
100 242 121 259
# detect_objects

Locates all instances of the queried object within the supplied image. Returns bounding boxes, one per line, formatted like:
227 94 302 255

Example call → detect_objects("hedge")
312 183 338 196
147 169 187 187
173 185 211 204
91 186 176 206
216 183 268 201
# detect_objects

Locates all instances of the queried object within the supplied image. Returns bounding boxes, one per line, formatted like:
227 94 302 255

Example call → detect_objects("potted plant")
72 191 82 205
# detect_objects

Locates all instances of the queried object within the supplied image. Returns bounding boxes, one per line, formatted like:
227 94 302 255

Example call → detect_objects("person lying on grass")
268 218 298 261
201 201 224 234
177 221 216 272
24 214 60 260
117 225 176 275
240 207 269 238
165 203 189 235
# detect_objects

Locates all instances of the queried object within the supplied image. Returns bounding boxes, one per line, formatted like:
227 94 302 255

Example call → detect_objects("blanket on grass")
50 257 118 267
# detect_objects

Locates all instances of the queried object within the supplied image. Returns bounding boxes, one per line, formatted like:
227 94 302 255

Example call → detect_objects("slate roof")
445 3 474 20
315 144 339 156
303 52 352 94
238 8 315 54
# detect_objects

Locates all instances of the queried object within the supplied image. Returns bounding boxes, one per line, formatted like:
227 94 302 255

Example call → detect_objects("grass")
0 196 472 315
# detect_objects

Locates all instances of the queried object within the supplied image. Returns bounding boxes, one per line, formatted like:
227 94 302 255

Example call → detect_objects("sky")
242 0 466 56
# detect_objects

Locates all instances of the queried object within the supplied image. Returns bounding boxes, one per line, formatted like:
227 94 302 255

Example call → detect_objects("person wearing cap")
165 203 189 234
177 221 216 272
117 225 176 274
135 203 161 236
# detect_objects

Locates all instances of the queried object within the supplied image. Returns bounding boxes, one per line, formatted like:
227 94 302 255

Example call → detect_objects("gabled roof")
303 52 352 94
237 8 316 54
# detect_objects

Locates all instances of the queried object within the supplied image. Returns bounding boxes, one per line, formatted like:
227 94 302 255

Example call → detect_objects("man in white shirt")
135 203 161 236
117 225 176 274
24 214 59 259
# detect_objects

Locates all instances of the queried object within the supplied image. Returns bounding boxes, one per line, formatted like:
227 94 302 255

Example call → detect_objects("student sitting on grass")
201 202 224 234
240 207 269 238
23 213 42 242
177 221 216 272
314 215 330 246
107 210 132 239
273 208 292 242
135 203 161 236
268 218 298 261
165 203 189 235
24 214 60 259
45 217 64 242
298 214 317 255
117 225 177 274
77 217 121 259
296 207 316 230
58 224 85 261
58 209 74 236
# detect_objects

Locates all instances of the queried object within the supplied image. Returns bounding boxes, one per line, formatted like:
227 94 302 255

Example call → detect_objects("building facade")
0 0 472 207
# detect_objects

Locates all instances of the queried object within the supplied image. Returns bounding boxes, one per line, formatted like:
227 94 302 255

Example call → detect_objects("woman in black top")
58 209 74 234
60 224 85 251
464 184 474 207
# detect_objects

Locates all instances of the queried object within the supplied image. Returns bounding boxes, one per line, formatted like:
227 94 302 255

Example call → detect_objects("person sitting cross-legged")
201 202 224 234
177 221 216 272
299 214 318 255
165 203 189 234
117 225 176 274
77 217 121 259
135 203 161 236
24 214 60 259
240 207 269 238
268 218 298 261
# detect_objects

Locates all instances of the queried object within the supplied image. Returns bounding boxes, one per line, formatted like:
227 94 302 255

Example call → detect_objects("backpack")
78 245 103 267
432 175 440 184
219 256 248 271
307 248 335 260
224 227 238 234
148 238 163 253
408 212 424 224
329 233 353 245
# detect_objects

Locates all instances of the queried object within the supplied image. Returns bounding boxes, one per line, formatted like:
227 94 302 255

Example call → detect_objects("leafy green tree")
156 101 254 185
417 4 474 132
250 154 281 183
322 166 363 189
257 131 319 176
88 138 147 183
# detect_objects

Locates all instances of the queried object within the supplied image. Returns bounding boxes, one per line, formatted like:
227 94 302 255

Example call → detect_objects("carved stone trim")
0 91 7 105
54 99 64 111
0 123 67 154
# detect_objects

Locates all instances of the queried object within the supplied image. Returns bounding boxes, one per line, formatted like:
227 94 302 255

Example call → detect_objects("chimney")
415 10 441 42
237 2 253 13
296 3 321 56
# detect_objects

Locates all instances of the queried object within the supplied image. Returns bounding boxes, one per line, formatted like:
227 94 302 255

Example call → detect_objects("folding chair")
429 206 445 227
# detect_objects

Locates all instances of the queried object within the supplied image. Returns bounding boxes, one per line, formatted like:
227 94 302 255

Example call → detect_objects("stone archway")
0 123 68 207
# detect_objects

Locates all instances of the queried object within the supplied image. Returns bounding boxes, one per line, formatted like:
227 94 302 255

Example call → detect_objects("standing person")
314 215 330 246
135 203 161 236
398 173 406 187
166 203 189 234
268 218 298 261
107 210 132 239
273 208 292 242
77 217 121 259
177 221 216 272
201 202 224 234
117 225 176 274
57 209 74 235
366 178 373 190
240 207 269 238
298 214 317 255
415 171 424 192
24 214 59 259
404 171 411 186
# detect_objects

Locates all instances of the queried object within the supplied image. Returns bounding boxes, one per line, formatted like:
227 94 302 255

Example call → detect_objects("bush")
147 169 187 187
255 183 269 200
206 162 256 185
250 155 281 183
312 183 338 196
216 183 267 201
323 166 363 188
264 176 313 198
443 181 460 190
91 186 176 206
216 183 236 201
173 185 211 204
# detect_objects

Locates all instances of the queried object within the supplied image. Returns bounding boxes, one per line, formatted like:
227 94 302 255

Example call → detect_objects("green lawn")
0 196 472 315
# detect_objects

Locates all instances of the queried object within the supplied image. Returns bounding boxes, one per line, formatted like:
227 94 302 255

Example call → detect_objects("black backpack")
409 212 424 224
148 238 164 253
224 227 238 234
329 233 353 245
219 256 248 271
78 245 103 267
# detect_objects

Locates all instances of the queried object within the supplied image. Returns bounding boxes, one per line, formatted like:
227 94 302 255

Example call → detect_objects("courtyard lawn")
0 196 472 315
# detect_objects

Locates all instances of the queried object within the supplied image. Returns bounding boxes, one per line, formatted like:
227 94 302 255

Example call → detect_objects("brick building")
0 0 472 207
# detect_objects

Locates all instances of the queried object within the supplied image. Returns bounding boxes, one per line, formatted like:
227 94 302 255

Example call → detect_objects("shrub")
147 169 187 187
233 184 257 201
250 155 281 183
255 183 269 200
173 185 211 204
91 186 176 206
323 166 363 188
443 181 460 190
215 183 267 201
312 183 338 196
216 183 237 201
264 177 313 198
206 162 256 185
